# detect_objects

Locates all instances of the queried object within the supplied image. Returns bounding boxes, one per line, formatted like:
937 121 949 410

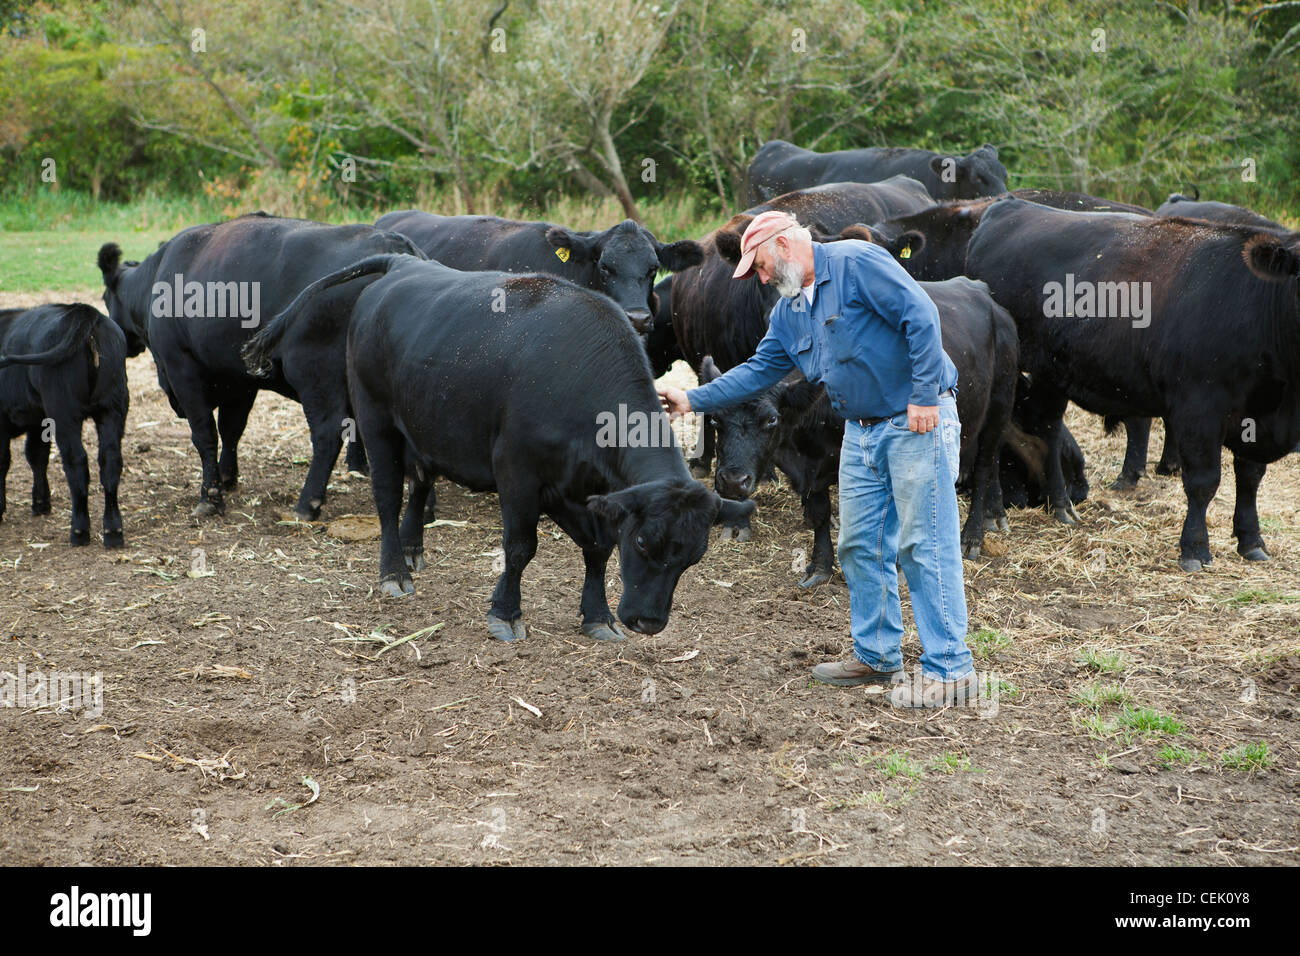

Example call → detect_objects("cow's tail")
0 305 99 370
241 253 409 377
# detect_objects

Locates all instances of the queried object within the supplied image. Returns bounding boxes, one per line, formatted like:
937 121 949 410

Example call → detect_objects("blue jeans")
838 392 975 682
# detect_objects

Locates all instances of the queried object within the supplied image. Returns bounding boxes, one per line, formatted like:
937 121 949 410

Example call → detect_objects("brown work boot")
890 671 980 709
811 658 903 688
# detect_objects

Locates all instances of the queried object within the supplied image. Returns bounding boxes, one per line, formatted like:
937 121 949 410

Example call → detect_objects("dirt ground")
1 288 1297 866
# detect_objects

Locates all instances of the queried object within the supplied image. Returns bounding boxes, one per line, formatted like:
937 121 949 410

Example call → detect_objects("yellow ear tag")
900 245 912 259
555 247 570 263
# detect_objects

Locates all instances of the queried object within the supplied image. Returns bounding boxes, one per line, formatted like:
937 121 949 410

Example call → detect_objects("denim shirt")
686 240 958 420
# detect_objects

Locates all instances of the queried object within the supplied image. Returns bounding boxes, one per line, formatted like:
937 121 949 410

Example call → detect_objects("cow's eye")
765 415 779 428
635 533 648 555
600 263 613 275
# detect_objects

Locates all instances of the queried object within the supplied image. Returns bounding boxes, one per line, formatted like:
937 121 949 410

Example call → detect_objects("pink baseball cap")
731 210 801 279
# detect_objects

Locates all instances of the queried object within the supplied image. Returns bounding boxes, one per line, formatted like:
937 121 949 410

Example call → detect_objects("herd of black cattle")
2 140 1298 641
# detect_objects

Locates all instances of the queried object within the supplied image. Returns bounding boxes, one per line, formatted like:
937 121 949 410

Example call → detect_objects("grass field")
0 189 720 294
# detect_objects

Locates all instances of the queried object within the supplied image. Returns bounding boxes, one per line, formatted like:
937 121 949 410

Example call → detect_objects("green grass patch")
970 627 1012 661
1158 745 1208 768
1119 706 1183 736
1077 647 1127 674
1227 589 1300 606
875 750 924 781
1073 682 1132 709
1221 742 1273 772
928 751 977 774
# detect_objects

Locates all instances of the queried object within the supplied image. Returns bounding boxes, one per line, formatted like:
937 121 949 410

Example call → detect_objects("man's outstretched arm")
658 324 794 417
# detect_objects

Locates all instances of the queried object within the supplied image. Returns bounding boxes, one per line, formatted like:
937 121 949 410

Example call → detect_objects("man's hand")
658 386 692 419
907 403 939 433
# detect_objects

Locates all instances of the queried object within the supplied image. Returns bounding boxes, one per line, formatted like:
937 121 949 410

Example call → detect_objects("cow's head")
97 243 147 356
930 144 1008 199
546 220 704 334
587 477 755 634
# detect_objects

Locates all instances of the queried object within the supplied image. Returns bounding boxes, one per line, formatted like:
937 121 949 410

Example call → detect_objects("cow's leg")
1112 416 1151 491
363 418 414 598
25 432 50 515
963 425 1005 559
983 459 1009 531
689 414 714 478
546 502 623 641
800 489 834 587
94 410 126 548
1231 455 1269 562
486 493 540 642
1171 425 1222 572
216 390 256 490
344 428 368 475
1155 423 1181 476
294 398 347 521
1035 390 1078 525
51 416 91 546
0 423 11 523
167 372 225 516
400 471 432 572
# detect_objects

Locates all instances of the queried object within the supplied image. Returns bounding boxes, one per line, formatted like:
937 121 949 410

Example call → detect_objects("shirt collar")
812 242 832 288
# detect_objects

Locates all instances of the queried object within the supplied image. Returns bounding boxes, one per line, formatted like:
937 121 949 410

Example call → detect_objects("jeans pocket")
941 418 961 483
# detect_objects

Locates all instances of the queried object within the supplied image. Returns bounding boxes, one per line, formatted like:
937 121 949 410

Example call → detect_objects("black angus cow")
1156 190 1287 231
747 140 1007 204
966 197 1300 571
98 214 421 519
670 179 934 484
374 211 704 335
0 305 130 547
703 220 1019 571
248 254 754 642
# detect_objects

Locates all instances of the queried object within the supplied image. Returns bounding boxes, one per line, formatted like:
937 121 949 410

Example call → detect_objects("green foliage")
1 0 1298 222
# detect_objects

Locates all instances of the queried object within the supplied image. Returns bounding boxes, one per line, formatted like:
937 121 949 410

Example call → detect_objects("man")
658 210 978 708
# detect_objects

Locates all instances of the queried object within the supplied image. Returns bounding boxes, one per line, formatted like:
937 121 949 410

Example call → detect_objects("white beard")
771 252 804 299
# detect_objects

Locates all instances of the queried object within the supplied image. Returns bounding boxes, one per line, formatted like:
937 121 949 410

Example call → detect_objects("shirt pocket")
792 333 820 382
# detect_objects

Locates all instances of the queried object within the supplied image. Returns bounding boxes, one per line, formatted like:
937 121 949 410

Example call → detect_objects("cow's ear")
838 224 876 243
979 143 998 158
656 239 704 272
1242 234 1300 282
929 155 953 176
587 488 640 525
714 228 745 266
97 242 123 290
776 378 818 413
714 494 757 526
891 229 926 262
699 354 721 384
649 290 661 315
546 226 597 264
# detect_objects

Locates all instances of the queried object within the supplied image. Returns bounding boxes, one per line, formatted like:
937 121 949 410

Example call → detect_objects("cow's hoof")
103 530 125 549
1178 556 1211 572
984 515 1009 532
31 499 50 516
581 621 627 643
404 550 426 572
799 569 832 589
963 544 982 560
1155 463 1181 477
221 475 239 490
689 462 710 479
192 500 223 518
487 615 527 642
1053 504 1078 526
718 525 750 543
69 529 90 547
1240 546 1269 562
379 577 415 598
1109 474 1139 492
